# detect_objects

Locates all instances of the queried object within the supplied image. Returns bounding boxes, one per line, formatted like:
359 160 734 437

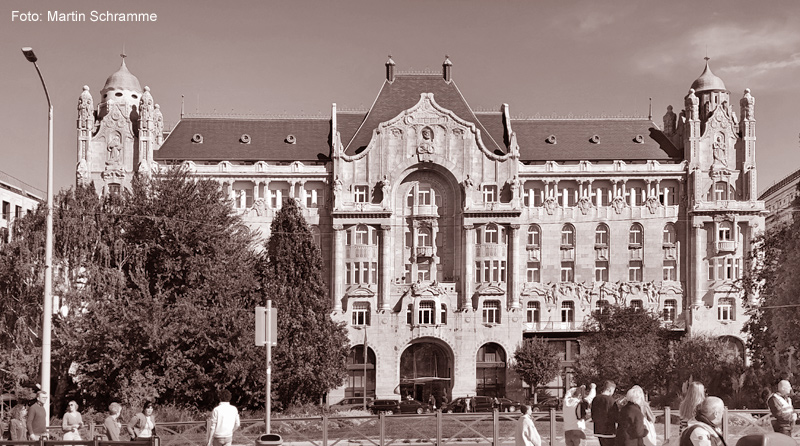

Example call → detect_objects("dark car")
331 397 373 411
497 397 521 412
371 399 431 414
531 395 562 411
445 396 515 413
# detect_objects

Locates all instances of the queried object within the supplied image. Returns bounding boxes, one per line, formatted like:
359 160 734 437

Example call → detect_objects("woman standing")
104 402 123 441
62 401 84 441
9 405 28 440
128 402 156 439
615 386 649 446
678 382 705 434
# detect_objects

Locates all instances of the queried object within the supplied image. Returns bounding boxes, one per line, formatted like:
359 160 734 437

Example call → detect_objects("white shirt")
563 388 596 431
209 402 240 438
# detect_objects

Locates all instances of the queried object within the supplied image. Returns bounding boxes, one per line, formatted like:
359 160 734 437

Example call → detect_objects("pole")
363 328 367 410
266 299 272 434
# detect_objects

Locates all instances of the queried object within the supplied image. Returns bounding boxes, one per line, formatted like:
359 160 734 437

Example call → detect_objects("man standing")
767 380 796 436
592 381 618 446
563 383 596 446
680 396 726 446
27 391 48 440
207 390 240 446
516 404 541 446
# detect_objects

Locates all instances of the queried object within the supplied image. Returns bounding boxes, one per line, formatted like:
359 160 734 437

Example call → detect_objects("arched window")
629 223 644 245
527 224 541 246
476 343 506 396
526 301 540 324
663 223 676 245
418 227 432 247
346 346 376 398
561 224 575 246
355 224 370 245
718 221 733 241
595 223 609 245
663 299 677 322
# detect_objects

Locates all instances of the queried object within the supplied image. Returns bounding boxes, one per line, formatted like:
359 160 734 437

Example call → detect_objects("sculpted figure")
78 86 94 130
663 105 676 136
332 175 344 206
462 175 474 208
106 134 122 164
740 88 755 120
685 88 699 120
713 133 728 167
418 126 435 154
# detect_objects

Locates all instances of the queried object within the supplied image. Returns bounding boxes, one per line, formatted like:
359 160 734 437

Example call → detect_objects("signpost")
255 301 277 434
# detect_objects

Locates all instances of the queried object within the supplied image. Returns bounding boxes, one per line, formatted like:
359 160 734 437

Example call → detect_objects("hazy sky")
3 0 799 194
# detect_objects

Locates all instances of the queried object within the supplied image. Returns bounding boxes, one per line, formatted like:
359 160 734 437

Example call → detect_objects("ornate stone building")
77 56 765 402
759 168 800 227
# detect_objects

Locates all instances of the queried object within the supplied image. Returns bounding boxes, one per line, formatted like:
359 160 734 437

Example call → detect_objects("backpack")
576 399 591 421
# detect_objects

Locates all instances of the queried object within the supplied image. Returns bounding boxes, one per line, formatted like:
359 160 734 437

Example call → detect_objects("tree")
261 198 349 407
513 338 561 398
574 305 669 393
668 335 745 401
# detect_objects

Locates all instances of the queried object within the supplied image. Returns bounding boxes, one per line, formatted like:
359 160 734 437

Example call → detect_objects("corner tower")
76 55 162 194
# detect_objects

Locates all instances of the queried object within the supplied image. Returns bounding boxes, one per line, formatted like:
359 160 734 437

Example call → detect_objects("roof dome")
690 61 726 92
101 59 142 94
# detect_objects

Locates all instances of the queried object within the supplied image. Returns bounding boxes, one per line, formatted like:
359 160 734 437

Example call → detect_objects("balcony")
415 246 434 258
716 240 737 253
476 244 506 258
346 245 378 258
523 320 578 332
412 204 439 217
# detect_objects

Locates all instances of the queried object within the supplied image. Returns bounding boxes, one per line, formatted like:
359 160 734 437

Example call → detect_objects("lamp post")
21 46 54 421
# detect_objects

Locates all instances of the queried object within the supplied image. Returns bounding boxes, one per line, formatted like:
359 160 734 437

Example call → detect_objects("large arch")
399 338 454 403
476 342 508 397
345 345 376 398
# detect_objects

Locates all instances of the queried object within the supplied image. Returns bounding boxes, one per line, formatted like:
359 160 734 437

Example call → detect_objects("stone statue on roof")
685 89 699 120
740 88 755 121
663 105 676 136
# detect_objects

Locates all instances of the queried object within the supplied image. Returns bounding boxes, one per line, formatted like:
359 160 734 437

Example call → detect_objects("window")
718 298 735 321
1 201 9 220
484 224 498 244
707 257 742 281
406 304 413 324
14 206 22 219
596 187 611 206
663 259 677 281
596 299 609 314
629 223 643 245
718 222 733 241
561 301 575 323
663 223 676 244
418 263 431 281
595 261 609 282
417 186 432 205
306 187 324 208
631 299 643 311
561 224 575 246
527 225 541 246
526 262 541 282
629 260 643 282
346 263 352 285
525 188 543 207
595 224 609 245
526 301 540 324
270 188 289 208
440 304 447 325
418 301 435 325
108 184 121 196
483 300 501 324
631 187 645 206
483 185 498 203
355 225 370 245
663 299 677 322
417 228 432 247
714 182 728 201
352 302 370 326
562 187 577 207
561 262 574 282
354 185 369 203
659 186 676 206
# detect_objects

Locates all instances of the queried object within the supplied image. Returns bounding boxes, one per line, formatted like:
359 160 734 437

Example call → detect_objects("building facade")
759 168 800 227
0 171 43 245
77 57 765 402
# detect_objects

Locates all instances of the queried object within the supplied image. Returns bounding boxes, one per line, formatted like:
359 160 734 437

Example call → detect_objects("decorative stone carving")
139 86 154 128
251 198 268 217
543 197 557 215
76 159 89 184
685 88 699 120
663 105 676 136
78 86 94 132
577 196 593 215
461 175 474 209
740 89 754 121
378 175 391 208
154 105 164 145
611 196 627 214
332 175 343 206
417 126 435 161
645 196 661 214
601 281 622 305
712 132 728 167
508 174 522 206
106 133 122 166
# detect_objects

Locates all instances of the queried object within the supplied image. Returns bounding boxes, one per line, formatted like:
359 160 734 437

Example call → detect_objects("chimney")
443 55 452 82
386 55 395 82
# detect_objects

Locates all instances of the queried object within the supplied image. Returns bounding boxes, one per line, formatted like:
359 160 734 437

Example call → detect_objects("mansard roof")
511 118 681 161
343 74 506 155
156 117 332 162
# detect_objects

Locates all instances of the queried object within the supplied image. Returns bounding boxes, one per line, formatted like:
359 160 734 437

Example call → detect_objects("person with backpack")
679 397 726 446
592 381 619 446
563 383 596 446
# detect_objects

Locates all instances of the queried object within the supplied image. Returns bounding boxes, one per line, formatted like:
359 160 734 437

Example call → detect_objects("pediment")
347 286 375 297
476 283 506 296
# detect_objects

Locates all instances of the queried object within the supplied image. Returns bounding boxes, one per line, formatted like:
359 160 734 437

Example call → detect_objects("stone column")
332 224 345 312
380 224 392 311
463 224 475 310
693 221 704 308
508 224 520 309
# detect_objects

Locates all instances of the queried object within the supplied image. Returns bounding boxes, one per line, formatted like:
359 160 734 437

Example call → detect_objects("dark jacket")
27 402 47 437
593 394 618 436
615 402 648 446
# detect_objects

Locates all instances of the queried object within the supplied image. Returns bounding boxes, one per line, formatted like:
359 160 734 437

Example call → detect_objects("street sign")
255 305 277 347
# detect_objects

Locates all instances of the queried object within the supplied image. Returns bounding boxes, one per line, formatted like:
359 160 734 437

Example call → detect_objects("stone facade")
0 171 43 245
759 168 800 227
77 57 765 403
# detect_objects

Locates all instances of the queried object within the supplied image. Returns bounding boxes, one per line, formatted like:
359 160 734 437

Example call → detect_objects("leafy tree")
261 198 349 407
513 338 561 398
667 335 745 401
574 305 669 393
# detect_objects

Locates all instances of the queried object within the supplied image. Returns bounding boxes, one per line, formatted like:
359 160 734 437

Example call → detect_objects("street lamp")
21 46 54 421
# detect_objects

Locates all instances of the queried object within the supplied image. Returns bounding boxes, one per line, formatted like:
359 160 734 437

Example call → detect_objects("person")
616 386 649 446
679 382 706 434
27 390 48 440
564 383 596 446
464 395 472 413
207 390 240 446
62 400 84 441
128 401 156 439
680 397 726 446
767 380 796 436
9 404 27 440
104 402 123 441
428 394 436 410
592 380 618 446
515 404 542 446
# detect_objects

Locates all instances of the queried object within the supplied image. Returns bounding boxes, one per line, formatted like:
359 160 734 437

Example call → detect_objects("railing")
2 409 785 446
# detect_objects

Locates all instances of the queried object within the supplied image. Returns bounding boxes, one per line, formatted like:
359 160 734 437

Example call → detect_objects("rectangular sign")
255 306 278 347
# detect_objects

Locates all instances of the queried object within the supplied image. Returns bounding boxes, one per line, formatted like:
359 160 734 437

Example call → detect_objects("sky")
2 0 799 195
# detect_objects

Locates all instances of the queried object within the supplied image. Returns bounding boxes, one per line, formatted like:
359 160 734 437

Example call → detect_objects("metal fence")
0 409 786 446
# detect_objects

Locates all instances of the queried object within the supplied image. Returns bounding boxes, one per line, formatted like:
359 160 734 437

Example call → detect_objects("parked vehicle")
370 399 431 415
331 397 373 411
497 397 521 412
444 396 519 413
531 395 562 411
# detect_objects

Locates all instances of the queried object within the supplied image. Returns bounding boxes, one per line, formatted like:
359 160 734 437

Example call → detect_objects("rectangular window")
354 185 369 203
484 260 491 283
2 201 10 220
560 262 574 282
483 185 498 203
527 302 540 324
362 261 370 284
525 188 543 207
718 298 734 321
418 301 435 325
353 262 362 284
629 260 643 282
440 305 447 325
417 187 432 205
14 206 22 219
491 260 499 282
708 259 715 281
596 188 611 206
404 264 412 284
663 260 677 281
346 263 352 285
561 302 574 323
352 303 370 326
526 262 540 283
663 300 676 322
371 262 378 285
475 262 481 283
418 263 431 282
595 261 609 282
631 187 645 206
483 301 500 324
306 188 324 208
563 188 577 207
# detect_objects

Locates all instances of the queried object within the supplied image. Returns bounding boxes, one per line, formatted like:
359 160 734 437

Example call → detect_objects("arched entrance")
346 345 376 397
476 343 507 397
399 340 453 403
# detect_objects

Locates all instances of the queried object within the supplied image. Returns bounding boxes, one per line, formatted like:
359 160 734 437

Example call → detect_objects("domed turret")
691 60 726 92
99 57 143 117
